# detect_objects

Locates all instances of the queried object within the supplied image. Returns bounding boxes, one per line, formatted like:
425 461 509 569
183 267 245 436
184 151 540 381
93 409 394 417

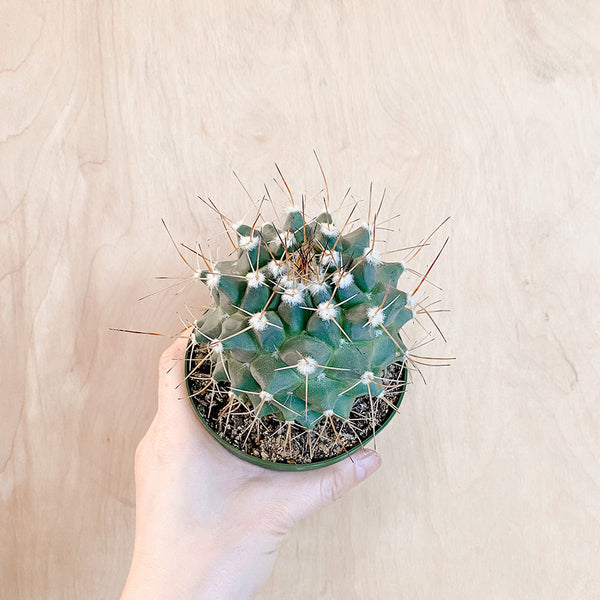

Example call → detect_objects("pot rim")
184 338 407 471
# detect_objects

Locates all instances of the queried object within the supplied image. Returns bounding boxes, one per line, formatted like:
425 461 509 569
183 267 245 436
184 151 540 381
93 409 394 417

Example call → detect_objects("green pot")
185 339 407 471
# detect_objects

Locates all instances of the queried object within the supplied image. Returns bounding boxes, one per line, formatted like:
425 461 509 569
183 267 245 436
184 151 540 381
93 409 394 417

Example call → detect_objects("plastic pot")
184 339 407 471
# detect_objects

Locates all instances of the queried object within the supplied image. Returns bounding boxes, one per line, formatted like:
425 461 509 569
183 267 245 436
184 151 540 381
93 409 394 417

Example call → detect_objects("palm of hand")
123 334 381 600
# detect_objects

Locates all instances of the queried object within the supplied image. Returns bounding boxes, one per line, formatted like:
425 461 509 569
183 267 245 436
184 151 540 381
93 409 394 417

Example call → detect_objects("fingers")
157 333 191 409
154 331 207 442
139 331 232 469
282 450 382 523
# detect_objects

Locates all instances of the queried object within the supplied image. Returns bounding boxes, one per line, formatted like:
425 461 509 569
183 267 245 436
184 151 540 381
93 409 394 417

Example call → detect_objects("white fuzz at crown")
332 270 354 289
405 293 417 312
308 278 329 295
209 340 224 354
281 283 305 305
239 235 260 251
296 356 318 375
366 305 385 326
279 230 296 248
316 301 339 321
361 221 374 235
363 247 382 264
246 271 266 288
249 312 268 331
268 260 285 277
320 222 339 238
320 249 340 267
205 271 221 290
360 371 374 385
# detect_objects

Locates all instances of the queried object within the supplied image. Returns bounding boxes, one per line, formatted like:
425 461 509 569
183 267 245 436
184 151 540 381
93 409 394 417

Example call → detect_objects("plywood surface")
2 2 599 598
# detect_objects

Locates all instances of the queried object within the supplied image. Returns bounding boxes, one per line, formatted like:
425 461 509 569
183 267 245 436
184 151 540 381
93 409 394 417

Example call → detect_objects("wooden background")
2 1 599 598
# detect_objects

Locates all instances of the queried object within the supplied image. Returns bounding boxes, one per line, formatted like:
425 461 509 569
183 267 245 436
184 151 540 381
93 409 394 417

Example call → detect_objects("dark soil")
187 344 407 465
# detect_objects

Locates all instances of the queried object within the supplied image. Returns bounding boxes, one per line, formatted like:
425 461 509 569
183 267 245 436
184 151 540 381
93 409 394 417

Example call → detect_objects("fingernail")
354 450 382 481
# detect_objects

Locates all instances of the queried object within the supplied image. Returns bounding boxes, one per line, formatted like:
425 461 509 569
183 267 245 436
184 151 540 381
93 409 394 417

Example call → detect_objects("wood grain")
2 1 599 598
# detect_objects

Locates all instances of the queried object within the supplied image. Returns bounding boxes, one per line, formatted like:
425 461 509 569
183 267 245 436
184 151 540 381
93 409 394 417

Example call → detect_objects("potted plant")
183 166 448 471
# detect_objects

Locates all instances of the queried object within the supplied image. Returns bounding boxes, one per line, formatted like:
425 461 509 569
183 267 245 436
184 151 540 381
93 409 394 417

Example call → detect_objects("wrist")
122 530 281 600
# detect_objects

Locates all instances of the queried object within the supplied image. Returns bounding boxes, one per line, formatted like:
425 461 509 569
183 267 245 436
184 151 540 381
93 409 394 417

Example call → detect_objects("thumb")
284 450 382 522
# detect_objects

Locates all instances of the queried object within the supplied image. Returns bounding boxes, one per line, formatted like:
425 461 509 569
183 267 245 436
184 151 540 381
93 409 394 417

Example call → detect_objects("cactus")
190 201 420 436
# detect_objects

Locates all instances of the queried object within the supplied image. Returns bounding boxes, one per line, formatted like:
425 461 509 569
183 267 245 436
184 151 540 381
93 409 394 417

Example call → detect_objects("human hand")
121 333 382 600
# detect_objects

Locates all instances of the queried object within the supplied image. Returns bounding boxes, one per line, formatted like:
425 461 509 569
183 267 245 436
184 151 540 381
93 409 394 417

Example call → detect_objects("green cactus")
191 206 415 431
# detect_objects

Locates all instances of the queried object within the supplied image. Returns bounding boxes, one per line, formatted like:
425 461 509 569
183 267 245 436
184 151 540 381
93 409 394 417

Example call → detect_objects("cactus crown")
192 202 415 431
